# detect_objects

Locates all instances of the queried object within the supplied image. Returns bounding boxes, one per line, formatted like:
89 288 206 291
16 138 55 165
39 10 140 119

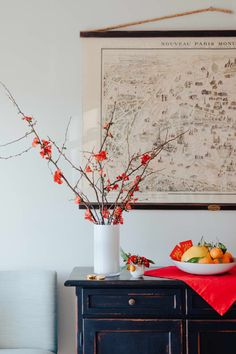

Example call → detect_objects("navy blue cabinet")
65 267 236 354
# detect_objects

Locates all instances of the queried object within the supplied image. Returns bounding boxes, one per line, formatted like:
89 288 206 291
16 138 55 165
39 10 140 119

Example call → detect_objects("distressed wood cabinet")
65 267 236 354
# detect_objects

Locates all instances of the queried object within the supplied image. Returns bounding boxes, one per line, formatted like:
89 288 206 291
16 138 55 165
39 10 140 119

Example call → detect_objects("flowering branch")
0 82 185 225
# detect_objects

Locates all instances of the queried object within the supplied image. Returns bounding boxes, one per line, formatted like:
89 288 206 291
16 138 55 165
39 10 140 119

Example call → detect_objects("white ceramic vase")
130 264 145 278
93 224 120 277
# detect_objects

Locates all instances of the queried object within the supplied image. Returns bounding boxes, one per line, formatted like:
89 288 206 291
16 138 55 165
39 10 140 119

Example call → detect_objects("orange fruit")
213 258 222 264
225 252 233 261
210 247 224 259
198 257 211 264
129 265 136 272
198 252 213 264
222 252 233 263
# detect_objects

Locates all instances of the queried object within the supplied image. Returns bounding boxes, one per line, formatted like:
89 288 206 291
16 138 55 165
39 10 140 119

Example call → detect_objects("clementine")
210 247 224 259
198 252 213 264
222 252 233 263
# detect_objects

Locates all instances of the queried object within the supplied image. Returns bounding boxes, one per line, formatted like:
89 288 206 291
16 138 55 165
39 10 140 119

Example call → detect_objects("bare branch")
0 146 32 159
54 116 72 164
0 81 25 116
0 130 34 148
99 101 116 152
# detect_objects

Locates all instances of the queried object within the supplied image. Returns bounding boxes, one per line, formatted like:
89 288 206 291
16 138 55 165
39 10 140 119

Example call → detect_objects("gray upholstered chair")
0 271 57 354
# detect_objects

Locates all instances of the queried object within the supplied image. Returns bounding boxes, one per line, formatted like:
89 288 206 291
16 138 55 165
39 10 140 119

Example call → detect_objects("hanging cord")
90 7 233 33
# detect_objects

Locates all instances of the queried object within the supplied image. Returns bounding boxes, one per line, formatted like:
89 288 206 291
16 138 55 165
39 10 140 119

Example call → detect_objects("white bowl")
172 258 236 275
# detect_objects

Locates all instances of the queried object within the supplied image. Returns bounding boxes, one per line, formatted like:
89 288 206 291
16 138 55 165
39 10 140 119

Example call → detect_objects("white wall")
0 1 236 353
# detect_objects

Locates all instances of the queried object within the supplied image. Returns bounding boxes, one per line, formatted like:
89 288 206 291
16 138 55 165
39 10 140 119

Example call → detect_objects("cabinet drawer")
82 288 183 317
186 289 236 317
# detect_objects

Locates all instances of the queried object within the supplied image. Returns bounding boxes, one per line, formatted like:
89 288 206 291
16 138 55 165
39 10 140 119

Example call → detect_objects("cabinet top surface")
64 267 184 287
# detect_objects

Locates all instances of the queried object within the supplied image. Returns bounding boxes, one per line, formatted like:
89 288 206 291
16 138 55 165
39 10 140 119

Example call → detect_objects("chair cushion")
0 271 57 352
0 350 54 354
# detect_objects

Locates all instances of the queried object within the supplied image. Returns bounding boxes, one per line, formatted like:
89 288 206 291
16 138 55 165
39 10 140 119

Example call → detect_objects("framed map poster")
81 30 236 210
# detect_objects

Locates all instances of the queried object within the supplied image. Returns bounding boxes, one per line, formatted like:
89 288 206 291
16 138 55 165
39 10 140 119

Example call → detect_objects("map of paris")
101 46 236 203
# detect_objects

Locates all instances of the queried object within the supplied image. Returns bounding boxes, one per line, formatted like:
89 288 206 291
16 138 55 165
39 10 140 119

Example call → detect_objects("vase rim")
94 224 120 227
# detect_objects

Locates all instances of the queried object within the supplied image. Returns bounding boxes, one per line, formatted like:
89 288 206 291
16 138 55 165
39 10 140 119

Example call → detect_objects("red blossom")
94 150 107 162
143 258 150 267
42 139 50 146
40 140 52 159
53 169 63 184
84 209 94 222
32 137 40 147
40 145 52 159
126 254 153 267
113 206 123 224
116 172 129 181
74 196 81 204
141 153 151 165
113 214 124 225
105 179 111 192
23 116 33 122
125 202 132 211
130 255 137 263
114 206 122 217
134 175 141 189
106 181 119 192
102 208 110 219
103 122 110 130
132 176 141 192
84 165 92 173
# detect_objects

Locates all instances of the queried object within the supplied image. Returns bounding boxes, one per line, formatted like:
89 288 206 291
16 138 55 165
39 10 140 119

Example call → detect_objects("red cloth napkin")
144 266 236 316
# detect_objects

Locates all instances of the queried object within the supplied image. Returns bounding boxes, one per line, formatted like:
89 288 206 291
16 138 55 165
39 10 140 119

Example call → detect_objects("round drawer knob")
128 298 136 306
